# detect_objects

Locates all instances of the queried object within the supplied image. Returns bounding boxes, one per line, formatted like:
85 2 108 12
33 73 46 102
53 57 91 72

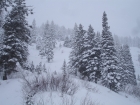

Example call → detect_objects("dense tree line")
69 12 137 92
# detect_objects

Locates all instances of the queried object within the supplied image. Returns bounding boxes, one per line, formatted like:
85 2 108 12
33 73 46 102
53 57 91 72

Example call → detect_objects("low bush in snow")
82 81 100 93
124 83 140 100
22 71 79 103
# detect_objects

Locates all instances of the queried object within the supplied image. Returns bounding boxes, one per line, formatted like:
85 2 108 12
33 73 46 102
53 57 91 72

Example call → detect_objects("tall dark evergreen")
63 36 71 48
101 12 120 91
69 23 79 75
0 9 4 51
73 24 86 78
121 44 137 86
40 22 54 62
0 0 31 79
87 25 101 83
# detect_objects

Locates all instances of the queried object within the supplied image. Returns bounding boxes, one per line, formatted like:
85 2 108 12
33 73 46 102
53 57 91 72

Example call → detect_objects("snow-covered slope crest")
0 43 140 105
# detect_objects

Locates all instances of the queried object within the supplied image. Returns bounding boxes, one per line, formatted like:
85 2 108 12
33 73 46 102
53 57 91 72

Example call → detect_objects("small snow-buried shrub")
81 93 101 105
82 81 99 93
22 72 79 97
124 83 140 100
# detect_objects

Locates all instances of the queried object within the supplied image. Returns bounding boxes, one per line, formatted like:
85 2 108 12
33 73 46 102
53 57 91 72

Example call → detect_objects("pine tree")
113 35 124 88
40 22 54 62
101 12 120 91
42 64 46 72
36 37 42 50
121 44 137 85
61 60 67 97
38 62 42 74
63 36 71 48
62 60 67 76
86 25 101 83
69 24 86 77
0 0 32 79
137 74 140 81
50 21 56 48
30 19 37 44
0 10 4 72
95 32 101 48
69 23 78 75
138 54 140 65
30 61 35 73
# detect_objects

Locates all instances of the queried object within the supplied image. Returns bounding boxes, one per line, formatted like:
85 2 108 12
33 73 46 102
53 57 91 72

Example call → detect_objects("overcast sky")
26 0 140 37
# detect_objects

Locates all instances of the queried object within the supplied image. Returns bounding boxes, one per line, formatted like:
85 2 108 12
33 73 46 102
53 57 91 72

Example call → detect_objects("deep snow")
0 42 140 105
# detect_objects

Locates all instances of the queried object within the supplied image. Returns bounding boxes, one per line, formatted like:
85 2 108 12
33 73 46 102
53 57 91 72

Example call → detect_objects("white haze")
26 0 140 37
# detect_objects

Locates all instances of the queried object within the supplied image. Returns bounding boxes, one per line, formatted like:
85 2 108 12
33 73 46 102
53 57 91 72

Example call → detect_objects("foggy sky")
26 0 140 37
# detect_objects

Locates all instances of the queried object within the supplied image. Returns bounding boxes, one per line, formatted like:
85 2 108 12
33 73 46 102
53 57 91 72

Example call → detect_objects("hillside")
0 42 140 105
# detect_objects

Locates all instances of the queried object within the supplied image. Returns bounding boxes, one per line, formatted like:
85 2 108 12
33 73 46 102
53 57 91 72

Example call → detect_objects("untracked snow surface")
0 42 140 105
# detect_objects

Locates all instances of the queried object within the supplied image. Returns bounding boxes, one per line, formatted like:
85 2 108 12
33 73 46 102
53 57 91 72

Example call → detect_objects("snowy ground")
0 42 140 105
130 47 140 76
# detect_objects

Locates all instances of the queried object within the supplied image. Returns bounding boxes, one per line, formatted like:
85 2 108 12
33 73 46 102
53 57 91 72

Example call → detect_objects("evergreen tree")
87 25 101 83
30 61 35 73
61 60 67 97
121 44 137 85
0 0 32 79
63 36 71 48
50 21 56 48
95 32 101 48
38 62 42 74
62 60 67 76
69 23 78 75
101 12 120 91
137 74 140 81
138 54 140 65
30 19 37 44
40 22 54 62
73 24 86 78
113 35 124 88
69 24 86 77
0 9 4 61
42 64 46 72
36 37 42 50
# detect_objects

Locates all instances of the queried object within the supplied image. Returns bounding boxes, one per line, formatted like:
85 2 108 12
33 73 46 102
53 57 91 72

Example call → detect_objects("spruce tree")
61 60 67 97
40 22 54 62
72 24 86 78
75 24 86 78
138 54 140 65
42 64 46 72
122 44 137 85
50 21 56 48
0 0 31 79
87 25 101 83
30 61 35 73
63 36 71 48
101 12 120 91
30 19 37 44
69 23 78 75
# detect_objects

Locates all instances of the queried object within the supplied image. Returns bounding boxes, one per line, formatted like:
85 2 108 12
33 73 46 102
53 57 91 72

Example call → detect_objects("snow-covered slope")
130 47 140 76
0 43 140 105
28 41 71 74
